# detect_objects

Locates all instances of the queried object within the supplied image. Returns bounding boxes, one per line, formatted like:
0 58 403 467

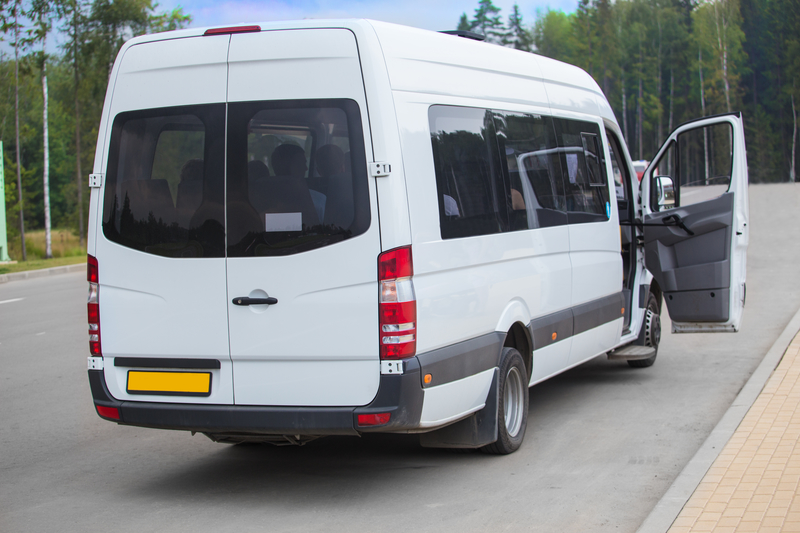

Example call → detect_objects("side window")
102 105 226 258
494 112 568 229
677 123 732 207
226 99 370 257
429 106 508 239
553 118 611 224
605 130 630 203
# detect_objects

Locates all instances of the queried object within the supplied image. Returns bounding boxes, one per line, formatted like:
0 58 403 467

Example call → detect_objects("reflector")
357 413 391 426
96 405 120 420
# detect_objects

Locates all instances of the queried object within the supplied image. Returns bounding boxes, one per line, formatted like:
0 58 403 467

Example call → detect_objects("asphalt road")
1 184 799 533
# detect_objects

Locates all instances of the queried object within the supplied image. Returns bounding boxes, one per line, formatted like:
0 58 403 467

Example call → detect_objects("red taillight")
87 254 98 283
357 413 391 427
379 246 413 280
203 25 261 36
87 254 101 356
96 405 120 420
379 246 416 360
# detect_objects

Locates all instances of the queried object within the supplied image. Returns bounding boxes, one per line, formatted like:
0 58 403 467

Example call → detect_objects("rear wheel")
481 347 529 455
628 291 661 368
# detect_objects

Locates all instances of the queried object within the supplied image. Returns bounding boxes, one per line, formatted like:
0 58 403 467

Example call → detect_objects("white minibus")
86 20 749 454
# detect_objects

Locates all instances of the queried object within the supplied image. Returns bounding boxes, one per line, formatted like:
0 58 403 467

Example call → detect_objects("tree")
27 0 54 258
469 0 506 44
533 9 577 62
5 0 27 260
505 4 533 51
56 0 87 247
457 13 470 32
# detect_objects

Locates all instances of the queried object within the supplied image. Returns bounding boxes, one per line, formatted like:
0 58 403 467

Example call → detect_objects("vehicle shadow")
120 355 654 505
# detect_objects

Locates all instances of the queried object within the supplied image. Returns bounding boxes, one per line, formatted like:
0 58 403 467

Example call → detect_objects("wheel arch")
649 279 663 313
502 322 533 383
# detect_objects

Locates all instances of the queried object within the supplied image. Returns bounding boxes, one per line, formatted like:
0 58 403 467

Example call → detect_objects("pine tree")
505 4 533 52
469 0 506 44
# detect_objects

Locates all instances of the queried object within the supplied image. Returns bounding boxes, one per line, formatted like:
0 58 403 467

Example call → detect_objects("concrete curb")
635 304 800 533
0 263 86 284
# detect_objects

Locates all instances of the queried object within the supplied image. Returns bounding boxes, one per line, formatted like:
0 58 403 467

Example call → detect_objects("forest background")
1 0 797 262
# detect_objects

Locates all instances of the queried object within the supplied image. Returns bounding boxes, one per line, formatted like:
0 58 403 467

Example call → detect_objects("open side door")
642 113 749 333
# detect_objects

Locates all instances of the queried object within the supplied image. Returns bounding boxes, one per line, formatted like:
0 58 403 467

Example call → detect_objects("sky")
155 0 576 34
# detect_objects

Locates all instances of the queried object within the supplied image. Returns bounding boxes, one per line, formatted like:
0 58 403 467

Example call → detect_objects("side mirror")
651 175 675 211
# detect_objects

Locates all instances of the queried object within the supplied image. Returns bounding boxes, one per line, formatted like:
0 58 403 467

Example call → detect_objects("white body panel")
529 339 572 385
96 36 232 404
420 368 495 428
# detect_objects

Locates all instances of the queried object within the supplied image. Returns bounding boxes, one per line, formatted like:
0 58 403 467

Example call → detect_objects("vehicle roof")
120 19 616 125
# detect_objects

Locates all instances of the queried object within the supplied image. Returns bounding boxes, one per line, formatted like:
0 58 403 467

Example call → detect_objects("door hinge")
89 173 103 188
87 356 104 370
369 162 392 178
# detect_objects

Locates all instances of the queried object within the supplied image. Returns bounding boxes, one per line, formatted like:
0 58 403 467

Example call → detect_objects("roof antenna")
439 30 486 41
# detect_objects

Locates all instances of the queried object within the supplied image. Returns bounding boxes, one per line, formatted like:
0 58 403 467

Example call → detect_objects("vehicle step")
607 345 656 361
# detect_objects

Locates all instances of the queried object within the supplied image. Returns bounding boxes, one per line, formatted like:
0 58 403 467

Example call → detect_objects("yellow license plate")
127 371 212 396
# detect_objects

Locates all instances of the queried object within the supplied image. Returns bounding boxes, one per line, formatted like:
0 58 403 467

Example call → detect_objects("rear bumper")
88 358 424 436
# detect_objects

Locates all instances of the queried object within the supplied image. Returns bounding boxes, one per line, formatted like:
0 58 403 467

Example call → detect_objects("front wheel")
481 347 529 455
628 291 661 368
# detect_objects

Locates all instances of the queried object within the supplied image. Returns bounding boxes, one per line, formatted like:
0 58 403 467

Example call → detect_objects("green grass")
22 229 85 259
1 229 86 274
0 255 86 275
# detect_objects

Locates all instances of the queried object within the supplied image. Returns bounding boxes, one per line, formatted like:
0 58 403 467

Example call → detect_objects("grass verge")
0 255 85 275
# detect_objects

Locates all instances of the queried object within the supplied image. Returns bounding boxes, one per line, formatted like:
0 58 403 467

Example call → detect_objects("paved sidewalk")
665 329 800 533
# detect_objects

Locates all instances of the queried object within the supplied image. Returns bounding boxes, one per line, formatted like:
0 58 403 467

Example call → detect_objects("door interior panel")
644 192 734 322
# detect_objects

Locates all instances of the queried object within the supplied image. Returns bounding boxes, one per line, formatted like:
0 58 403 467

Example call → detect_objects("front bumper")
88 358 424 436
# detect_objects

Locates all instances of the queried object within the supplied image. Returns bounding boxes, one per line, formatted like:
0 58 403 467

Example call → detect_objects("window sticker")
566 153 579 183
265 213 302 232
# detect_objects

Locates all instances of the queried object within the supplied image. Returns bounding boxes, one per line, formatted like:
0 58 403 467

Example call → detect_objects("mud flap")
419 369 499 449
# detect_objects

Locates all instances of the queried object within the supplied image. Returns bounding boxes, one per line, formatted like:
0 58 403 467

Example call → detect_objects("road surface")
1 184 798 532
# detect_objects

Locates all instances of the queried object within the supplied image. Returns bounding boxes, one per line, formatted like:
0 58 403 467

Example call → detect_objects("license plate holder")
127 370 212 396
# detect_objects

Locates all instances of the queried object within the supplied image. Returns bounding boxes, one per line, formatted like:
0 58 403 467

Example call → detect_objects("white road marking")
0 298 24 305
36 332 46 336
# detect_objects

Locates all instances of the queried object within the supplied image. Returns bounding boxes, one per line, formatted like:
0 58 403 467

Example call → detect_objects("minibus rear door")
224 29 382 407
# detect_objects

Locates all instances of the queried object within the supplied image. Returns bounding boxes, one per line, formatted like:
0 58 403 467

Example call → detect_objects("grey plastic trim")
416 292 625 390
530 308 574 349
573 292 625 335
639 284 651 308
416 332 504 388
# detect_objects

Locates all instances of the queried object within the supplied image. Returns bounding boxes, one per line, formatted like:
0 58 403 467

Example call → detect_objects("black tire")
481 347 529 455
628 291 661 368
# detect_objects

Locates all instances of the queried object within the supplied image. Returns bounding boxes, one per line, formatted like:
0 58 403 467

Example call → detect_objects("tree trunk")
14 1 26 261
713 0 732 113
638 37 643 160
43 33 52 259
622 65 629 144
669 67 674 133
657 11 663 146
699 47 709 184
74 5 84 248
792 90 797 183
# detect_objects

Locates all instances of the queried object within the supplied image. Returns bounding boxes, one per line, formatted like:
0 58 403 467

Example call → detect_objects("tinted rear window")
102 100 369 258
102 105 226 258
226 99 370 257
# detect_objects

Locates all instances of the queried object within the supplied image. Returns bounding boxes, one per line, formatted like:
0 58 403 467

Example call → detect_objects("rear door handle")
232 297 278 306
